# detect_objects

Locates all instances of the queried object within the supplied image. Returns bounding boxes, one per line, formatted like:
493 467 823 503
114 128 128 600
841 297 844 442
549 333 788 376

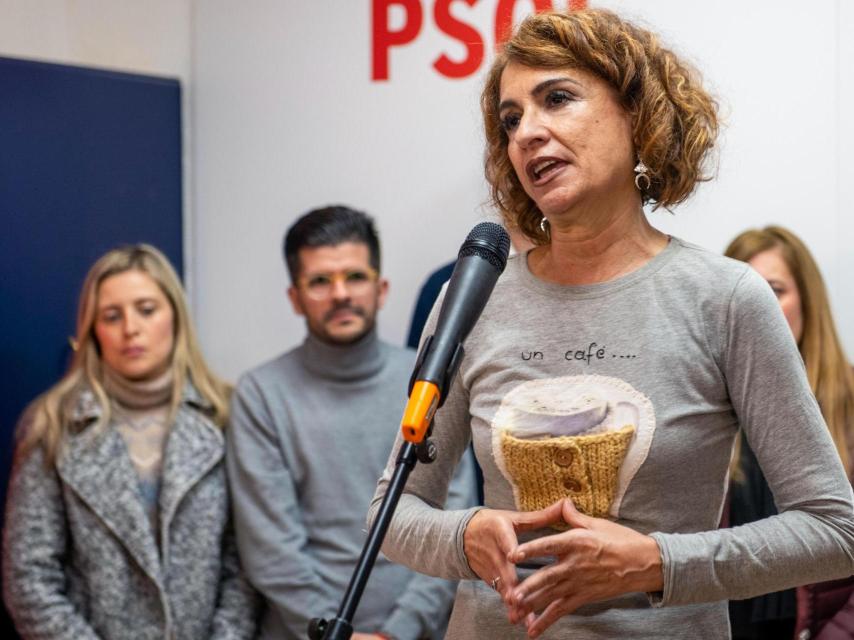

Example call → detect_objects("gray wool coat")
2 384 258 640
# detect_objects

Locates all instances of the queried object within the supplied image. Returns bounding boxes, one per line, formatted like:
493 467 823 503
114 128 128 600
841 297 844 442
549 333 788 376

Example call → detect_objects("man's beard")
313 301 375 345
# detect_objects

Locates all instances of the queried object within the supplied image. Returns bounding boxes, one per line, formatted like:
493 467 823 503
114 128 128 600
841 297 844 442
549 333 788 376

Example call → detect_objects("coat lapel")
56 383 223 589
158 394 224 541
57 401 164 588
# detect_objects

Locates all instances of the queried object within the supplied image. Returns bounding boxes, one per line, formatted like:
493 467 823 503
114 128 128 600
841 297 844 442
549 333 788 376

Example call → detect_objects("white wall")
192 0 854 381
838 0 854 356
0 0 191 79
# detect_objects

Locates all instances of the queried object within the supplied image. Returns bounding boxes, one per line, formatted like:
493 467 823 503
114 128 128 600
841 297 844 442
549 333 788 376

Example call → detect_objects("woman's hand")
463 508 554 605
505 499 663 638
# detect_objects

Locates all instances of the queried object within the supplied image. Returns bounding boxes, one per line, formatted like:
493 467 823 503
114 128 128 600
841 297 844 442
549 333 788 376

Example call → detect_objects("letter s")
433 0 484 79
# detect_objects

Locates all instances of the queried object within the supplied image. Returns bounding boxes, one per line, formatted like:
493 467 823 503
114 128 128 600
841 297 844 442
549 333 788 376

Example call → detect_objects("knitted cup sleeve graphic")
491 375 655 526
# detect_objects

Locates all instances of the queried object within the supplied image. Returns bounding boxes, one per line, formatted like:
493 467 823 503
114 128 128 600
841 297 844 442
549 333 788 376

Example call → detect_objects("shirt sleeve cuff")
455 506 487 580
648 532 674 607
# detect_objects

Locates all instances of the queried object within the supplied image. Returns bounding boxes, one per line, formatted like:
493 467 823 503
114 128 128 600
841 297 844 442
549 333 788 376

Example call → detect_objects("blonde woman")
725 226 854 640
2 245 257 640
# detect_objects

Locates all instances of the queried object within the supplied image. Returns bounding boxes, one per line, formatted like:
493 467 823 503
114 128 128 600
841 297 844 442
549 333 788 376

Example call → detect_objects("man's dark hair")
283 205 381 282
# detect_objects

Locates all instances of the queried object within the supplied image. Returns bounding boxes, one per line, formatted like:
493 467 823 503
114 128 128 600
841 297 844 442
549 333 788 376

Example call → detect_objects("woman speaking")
370 8 854 640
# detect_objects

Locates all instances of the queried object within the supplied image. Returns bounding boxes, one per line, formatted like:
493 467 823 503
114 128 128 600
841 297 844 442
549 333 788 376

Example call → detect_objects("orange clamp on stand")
401 381 440 444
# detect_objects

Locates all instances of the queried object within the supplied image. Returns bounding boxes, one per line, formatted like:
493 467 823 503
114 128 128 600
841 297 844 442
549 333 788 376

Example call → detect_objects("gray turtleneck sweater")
226 330 475 640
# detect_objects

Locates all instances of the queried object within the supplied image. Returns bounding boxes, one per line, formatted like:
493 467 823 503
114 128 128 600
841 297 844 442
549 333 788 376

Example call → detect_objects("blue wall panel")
0 56 182 636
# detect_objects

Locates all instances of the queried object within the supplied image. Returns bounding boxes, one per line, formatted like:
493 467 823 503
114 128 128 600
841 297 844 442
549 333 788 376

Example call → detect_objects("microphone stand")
308 221 509 639
309 335 451 640
307 437 436 640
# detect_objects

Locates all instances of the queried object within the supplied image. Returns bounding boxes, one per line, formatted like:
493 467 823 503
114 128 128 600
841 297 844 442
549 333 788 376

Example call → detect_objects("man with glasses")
226 205 474 640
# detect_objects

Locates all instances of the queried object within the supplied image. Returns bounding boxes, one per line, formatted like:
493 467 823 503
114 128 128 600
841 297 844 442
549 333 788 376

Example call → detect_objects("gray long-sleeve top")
369 238 854 639
226 330 475 640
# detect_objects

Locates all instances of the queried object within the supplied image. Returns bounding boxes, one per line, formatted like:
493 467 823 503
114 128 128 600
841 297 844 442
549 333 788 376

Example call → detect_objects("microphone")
401 222 511 447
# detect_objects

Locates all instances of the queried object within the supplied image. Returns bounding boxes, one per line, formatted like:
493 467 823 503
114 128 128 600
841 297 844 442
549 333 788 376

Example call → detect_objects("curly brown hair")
482 8 719 244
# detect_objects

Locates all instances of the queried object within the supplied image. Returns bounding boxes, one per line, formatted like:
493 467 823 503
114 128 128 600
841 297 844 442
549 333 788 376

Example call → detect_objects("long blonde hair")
19 244 231 465
725 226 854 475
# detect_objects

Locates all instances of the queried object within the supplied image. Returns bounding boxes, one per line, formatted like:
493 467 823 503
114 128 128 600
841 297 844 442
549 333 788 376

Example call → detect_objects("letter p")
372 0 423 81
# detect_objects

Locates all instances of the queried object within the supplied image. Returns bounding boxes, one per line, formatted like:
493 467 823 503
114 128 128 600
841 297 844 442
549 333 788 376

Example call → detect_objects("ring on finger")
491 576 502 591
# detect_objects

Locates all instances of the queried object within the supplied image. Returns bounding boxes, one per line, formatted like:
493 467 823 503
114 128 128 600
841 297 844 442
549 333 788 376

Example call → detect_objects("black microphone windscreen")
458 222 511 271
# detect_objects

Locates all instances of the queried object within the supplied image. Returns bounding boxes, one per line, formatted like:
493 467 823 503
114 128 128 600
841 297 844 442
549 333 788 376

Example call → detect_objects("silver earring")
634 160 651 191
540 217 548 233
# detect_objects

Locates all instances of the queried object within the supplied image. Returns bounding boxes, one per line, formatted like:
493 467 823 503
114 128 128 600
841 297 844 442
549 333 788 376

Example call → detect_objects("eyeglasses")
298 267 379 301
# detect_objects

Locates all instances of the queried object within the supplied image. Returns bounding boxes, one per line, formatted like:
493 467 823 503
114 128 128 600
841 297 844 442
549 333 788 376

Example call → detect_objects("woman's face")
748 248 804 343
498 63 636 219
94 269 176 380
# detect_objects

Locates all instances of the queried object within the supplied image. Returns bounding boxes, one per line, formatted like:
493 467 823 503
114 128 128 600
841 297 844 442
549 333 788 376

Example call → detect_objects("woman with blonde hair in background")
725 226 854 640
3 244 257 640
